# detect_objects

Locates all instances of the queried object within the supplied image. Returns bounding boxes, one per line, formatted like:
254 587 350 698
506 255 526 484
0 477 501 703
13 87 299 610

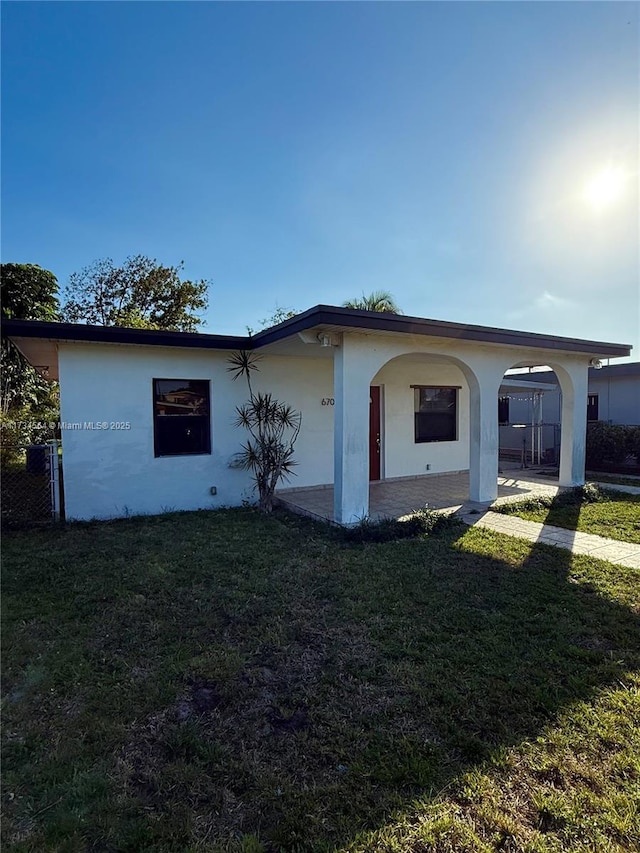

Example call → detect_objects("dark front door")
369 386 381 481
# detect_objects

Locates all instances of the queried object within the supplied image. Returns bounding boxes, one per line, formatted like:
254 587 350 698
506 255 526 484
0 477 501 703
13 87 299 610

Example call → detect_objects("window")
587 393 599 422
153 379 211 457
414 386 458 443
498 396 510 425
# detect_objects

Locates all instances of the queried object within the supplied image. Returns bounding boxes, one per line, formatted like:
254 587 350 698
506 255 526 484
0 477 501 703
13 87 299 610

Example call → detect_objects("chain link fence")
1 441 63 527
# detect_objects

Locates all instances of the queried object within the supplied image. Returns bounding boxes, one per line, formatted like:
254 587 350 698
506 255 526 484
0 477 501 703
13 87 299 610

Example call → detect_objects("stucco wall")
588 375 640 425
372 357 470 477
58 344 335 520
58 342 479 520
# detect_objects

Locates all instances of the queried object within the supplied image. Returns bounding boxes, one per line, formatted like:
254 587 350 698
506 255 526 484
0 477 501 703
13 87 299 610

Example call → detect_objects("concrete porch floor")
275 469 565 525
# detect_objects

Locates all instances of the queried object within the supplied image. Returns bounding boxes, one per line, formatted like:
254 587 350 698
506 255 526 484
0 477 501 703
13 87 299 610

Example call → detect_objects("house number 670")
321 398 335 406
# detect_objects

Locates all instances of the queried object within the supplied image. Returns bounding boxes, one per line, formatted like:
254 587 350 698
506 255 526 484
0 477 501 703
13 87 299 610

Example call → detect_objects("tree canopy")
1 263 60 322
342 290 403 314
62 255 209 332
247 305 299 336
1 263 60 439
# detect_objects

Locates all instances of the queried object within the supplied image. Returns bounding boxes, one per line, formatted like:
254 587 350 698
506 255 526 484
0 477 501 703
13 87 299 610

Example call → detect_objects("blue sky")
2 1 638 356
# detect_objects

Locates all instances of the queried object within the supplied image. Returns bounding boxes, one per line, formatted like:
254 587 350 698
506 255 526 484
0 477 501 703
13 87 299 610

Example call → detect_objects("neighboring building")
4 306 631 524
497 376 559 466
500 362 640 465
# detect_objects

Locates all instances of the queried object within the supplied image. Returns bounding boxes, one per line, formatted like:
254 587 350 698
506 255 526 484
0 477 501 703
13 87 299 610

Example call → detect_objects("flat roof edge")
2 309 632 358
278 306 631 356
2 318 249 350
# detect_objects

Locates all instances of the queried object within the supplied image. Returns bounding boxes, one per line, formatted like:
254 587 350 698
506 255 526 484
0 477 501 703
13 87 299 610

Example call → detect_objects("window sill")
154 451 212 458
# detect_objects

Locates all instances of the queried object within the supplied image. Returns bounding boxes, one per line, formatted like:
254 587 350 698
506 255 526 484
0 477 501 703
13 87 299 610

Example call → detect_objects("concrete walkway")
458 506 640 569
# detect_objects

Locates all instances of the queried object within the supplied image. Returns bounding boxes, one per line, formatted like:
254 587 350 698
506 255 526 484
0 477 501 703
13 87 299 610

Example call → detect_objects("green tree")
1 264 60 445
1 263 60 322
342 290 403 313
1 263 60 412
62 255 209 331
247 305 299 336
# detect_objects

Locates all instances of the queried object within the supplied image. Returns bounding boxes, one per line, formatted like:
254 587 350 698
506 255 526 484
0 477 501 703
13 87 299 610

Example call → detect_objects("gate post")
47 440 62 520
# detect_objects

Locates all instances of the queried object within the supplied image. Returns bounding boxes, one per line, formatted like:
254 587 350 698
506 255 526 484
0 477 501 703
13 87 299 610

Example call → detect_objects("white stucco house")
5 306 632 524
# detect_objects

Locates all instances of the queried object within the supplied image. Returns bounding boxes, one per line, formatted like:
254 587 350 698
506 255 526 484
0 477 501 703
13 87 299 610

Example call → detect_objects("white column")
333 338 372 525
558 362 589 486
468 368 501 503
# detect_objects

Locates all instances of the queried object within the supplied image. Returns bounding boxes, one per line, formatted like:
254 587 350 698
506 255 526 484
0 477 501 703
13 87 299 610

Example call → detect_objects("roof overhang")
499 378 558 393
3 305 632 382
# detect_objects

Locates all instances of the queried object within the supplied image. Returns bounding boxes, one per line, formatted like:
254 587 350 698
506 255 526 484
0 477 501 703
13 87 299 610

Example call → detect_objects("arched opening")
498 364 562 475
329 343 488 524
370 351 479 485
498 361 588 488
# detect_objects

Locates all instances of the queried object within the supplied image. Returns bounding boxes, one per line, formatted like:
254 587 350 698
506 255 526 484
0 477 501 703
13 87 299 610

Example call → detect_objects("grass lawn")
2 508 639 852
495 487 640 545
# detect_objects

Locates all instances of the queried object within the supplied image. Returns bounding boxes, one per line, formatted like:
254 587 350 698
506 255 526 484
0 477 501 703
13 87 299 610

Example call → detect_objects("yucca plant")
227 350 302 512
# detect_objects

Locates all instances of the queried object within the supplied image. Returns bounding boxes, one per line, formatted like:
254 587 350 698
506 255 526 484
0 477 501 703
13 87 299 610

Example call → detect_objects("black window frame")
587 393 599 422
153 378 211 458
413 385 459 444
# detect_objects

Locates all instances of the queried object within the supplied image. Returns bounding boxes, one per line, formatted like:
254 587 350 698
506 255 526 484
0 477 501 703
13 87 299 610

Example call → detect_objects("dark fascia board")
250 305 631 356
2 307 632 357
1 318 249 350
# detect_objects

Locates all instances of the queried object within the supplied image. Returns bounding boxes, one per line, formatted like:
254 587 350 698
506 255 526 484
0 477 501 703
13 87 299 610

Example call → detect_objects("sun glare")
582 166 627 211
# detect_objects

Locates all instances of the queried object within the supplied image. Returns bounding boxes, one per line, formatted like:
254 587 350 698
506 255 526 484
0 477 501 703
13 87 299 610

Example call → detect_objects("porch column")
558 362 589 486
333 337 371 525
468 368 501 503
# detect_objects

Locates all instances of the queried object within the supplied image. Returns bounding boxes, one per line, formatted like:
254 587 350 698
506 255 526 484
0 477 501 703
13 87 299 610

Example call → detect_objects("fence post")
47 440 61 521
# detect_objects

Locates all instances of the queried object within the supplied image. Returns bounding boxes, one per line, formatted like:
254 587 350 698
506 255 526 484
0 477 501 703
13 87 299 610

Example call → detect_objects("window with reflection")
414 386 458 443
153 379 211 457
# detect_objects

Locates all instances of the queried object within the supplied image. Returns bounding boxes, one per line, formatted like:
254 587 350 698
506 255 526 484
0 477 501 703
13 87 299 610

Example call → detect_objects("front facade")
5 306 631 524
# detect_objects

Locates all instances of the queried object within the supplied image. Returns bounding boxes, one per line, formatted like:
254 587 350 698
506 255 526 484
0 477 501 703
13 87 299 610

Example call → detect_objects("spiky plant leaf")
226 350 262 382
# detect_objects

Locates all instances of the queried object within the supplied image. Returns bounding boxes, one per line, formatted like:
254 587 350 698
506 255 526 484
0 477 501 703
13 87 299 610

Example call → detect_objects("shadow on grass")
2 508 639 851
539 489 583 533
499 484 640 544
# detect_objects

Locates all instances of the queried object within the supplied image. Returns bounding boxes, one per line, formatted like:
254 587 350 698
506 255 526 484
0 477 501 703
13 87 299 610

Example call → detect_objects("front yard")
495 486 640 545
2 508 639 852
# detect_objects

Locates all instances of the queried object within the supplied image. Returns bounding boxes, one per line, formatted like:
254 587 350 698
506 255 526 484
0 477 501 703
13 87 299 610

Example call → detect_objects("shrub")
494 484 611 518
626 425 640 463
339 506 457 544
585 422 631 469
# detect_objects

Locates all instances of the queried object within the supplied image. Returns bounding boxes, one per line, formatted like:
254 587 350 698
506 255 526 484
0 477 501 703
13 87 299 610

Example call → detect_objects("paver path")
458 506 640 569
